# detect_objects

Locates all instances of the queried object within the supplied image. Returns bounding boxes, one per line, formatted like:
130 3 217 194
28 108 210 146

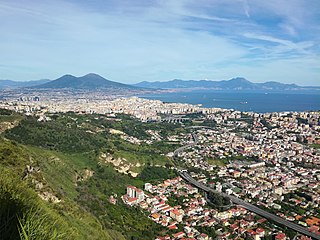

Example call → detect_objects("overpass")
173 133 199 157
180 171 320 240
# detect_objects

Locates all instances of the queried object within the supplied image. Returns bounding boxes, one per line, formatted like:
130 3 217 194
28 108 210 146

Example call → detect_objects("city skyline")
0 0 319 85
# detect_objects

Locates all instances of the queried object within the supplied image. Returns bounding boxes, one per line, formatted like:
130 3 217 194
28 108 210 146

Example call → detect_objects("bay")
139 91 320 113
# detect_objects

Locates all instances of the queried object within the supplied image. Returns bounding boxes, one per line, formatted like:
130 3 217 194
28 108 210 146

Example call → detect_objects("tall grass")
18 209 66 240
0 167 67 240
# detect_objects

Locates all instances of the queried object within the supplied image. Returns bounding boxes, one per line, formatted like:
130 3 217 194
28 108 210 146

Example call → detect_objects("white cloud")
0 0 319 85
243 33 315 54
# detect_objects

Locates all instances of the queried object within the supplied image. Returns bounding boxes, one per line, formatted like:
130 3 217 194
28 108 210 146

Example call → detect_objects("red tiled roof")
256 227 265 233
275 233 286 240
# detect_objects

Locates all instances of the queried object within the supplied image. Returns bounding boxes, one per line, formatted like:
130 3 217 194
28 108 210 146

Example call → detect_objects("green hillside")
0 138 117 240
0 110 179 239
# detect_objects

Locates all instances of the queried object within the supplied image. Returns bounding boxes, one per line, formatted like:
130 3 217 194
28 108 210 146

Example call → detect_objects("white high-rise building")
127 186 136 198
136 189 144 202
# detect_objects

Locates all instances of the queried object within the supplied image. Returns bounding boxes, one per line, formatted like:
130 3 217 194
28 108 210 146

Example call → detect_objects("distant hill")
34 73 138 90
133 77 317 91
0 79 50 89
2 75 317 91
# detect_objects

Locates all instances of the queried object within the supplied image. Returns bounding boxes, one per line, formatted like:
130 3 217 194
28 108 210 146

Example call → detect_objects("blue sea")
139 91 320 113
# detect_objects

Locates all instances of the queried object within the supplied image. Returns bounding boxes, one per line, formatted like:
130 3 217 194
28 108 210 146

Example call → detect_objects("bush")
139 166 176 182
207 191 230 208
4 117 107 153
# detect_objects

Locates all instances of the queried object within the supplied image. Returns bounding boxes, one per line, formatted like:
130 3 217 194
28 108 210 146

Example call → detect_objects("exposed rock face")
84 169 94 179
0 120 19 133
38 191 61 203
24 164 62 203
99 153 140 177
75 169 95 183
24 164 41 176
48 156 62 164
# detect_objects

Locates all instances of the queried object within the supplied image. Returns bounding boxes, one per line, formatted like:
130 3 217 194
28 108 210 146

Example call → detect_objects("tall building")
126 186 144 203
136 189 144 202
127 186 136 198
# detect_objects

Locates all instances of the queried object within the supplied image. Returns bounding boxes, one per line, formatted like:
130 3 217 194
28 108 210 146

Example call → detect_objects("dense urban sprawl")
1 94 319 240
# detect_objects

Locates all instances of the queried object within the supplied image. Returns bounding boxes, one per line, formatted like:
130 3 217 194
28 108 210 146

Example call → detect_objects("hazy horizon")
0 0 319 85
1 73 320 87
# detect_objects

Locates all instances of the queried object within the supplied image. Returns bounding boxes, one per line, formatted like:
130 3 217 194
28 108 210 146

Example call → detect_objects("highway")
180 171 320 240
173 132 199 157
174 126 320 239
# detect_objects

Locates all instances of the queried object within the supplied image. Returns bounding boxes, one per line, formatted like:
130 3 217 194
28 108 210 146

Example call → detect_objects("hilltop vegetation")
4 116 108 153
4 113 180 172
0 110 180 239
0 138 115 240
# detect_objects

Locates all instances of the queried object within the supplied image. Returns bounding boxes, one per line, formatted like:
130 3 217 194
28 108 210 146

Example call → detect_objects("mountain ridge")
34 73 138 90
133 77 316 91
0 79 51 89
1 75 318 91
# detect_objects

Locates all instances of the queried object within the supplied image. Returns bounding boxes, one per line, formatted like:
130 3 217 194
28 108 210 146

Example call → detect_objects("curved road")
174 126 320 239
173 126 216 156
180 171 320 240
173 132 199 157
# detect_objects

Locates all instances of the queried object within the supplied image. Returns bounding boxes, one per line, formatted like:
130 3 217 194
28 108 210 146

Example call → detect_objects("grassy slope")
28 147 97 200
0 137 124 239
1 111 180 239
35 146 166 239
24 145 127 240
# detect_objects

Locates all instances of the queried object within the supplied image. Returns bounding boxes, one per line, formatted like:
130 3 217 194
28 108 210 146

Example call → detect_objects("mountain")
0 79 50 89
219 77 256 89
133 77 315 91
35 73 137 90
258 81 299 90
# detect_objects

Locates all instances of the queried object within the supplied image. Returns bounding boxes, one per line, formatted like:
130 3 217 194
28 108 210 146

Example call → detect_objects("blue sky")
0 0 319 85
